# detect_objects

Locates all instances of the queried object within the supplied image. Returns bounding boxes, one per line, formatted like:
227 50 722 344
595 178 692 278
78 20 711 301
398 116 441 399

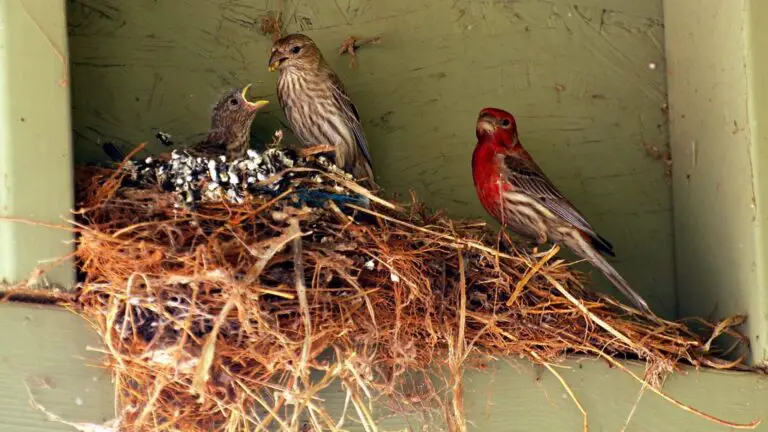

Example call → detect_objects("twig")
347 204 521 260
338 35 382 68
543 273 644 355
529 351 588 432
290 218 313 428
448 249 468 432
259 0 284 41
243 225 304 283
0 285 74 305
590 348 761 429
507 244 560 306
620 385 647 432
703 315 745 351
193 294 237 402
299 144 336 157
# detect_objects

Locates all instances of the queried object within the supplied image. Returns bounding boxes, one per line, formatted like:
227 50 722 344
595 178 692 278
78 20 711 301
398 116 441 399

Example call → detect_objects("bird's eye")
229 98 239 106
500 118 511 128
290 45 301 54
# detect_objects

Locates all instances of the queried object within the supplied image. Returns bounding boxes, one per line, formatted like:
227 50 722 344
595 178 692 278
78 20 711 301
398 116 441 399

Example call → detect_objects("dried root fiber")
66 147 757 431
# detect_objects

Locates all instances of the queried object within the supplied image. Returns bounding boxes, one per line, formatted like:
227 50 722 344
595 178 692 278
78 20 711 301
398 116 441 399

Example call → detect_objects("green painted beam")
0 304 113 432
460 361 767 432
1 302 765 431
745 0 768 366
0 0 74 288
664 0 768 364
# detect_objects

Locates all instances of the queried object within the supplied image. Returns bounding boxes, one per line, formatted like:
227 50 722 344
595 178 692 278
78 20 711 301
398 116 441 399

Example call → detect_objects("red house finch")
268 33 375 187
471 107 652 314
102 84 268 162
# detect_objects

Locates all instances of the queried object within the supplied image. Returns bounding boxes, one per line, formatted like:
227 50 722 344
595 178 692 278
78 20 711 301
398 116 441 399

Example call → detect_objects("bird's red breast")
472 137 512 222
472 113 617 257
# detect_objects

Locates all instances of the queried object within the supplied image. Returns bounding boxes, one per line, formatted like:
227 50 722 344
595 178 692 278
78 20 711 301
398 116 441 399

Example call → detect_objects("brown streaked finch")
268 33 376 187
102 84 269 162
471 107 652 314
194 84 269 160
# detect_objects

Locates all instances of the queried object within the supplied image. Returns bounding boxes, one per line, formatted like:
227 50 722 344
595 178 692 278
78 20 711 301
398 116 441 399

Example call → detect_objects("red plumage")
471 107 652 314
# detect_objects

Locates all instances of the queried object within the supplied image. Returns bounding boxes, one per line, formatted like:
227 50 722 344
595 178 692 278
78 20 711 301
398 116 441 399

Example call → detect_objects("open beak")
267 51 286 72
241 84 269 111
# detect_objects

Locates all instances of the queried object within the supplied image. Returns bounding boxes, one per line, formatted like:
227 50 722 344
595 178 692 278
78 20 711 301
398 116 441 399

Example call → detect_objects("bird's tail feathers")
590 233 615 257
581 243 652 314
351 159 377 190
102 142 126 163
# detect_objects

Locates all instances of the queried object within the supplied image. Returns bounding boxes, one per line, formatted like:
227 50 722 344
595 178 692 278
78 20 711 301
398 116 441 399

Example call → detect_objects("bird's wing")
102 142 125 162
328 73 373 167
197 129 227 151
500 153 600 238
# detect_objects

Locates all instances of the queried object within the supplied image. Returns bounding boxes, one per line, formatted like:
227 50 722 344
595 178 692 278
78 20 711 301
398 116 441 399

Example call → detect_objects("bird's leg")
495 229 505 251
530 230 551 254
497 228 523 254
536 231 548 246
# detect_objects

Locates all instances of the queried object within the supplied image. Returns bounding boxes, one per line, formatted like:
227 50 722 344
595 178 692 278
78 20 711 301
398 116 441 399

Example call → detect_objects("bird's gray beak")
268 51 286 72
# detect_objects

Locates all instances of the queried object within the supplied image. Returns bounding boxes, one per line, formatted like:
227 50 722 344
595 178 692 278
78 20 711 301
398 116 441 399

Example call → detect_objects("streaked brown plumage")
268 33 376 187
194 84 269 160
102 85 268 163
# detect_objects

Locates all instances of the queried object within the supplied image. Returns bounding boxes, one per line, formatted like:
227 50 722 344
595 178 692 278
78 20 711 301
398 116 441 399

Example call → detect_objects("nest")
66 146 757 431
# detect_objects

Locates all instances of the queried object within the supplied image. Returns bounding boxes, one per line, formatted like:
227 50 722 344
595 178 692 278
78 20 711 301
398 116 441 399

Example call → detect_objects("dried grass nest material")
70 148 756 431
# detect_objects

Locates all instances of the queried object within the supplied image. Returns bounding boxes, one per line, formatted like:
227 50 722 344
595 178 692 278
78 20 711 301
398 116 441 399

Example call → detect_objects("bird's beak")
476 118 496 134
241 84 270 111
267 51 286 72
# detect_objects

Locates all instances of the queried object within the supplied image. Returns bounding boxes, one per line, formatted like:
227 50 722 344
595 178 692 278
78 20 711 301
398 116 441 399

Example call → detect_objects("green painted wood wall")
0 0 73 287
666 0 768 364
1 1 767 431
68 0 676 317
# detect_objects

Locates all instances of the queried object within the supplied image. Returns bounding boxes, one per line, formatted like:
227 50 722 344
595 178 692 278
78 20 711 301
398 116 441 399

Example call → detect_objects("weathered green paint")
2 302 766 431
0 304 114 432
664 0 768 364
746 0 768 366
0 0 73 287
745 0 768 366
2 1 761 431
68 0 675 317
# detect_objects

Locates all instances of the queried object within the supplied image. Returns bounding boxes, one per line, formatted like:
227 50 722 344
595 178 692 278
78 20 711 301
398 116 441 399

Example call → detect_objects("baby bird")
268 33 376 187
196 84 269 160
103 84 268 162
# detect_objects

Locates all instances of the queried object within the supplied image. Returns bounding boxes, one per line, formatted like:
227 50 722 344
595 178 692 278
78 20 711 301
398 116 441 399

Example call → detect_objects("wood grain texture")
68 0 674 316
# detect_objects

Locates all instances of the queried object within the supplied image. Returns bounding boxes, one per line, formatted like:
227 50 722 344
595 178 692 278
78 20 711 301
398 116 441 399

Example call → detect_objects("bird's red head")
475 107 519 149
